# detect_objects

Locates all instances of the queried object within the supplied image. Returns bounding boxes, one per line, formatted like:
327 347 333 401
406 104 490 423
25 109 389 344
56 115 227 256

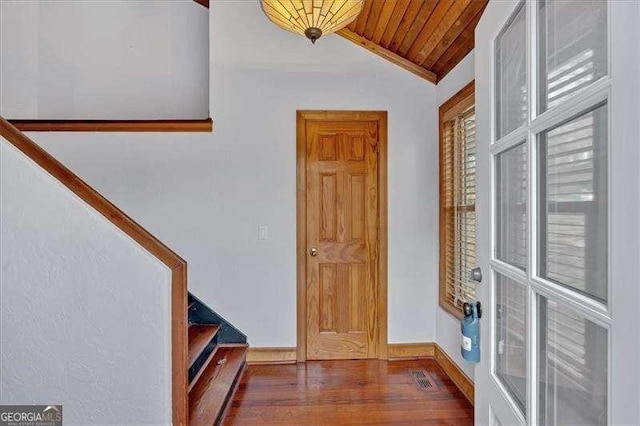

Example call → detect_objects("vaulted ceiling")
337 0 488 83
195 0 487 84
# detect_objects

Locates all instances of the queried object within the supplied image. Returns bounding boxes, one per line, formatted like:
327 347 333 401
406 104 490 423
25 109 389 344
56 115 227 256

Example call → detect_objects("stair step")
188 325 220 369
189 345 247 426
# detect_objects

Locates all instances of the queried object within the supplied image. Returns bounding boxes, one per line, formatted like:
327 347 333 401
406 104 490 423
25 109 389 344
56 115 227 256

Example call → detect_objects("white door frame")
476 2 529 423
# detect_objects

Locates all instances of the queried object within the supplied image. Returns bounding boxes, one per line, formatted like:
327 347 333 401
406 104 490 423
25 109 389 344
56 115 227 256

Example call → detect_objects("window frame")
439 80 477 320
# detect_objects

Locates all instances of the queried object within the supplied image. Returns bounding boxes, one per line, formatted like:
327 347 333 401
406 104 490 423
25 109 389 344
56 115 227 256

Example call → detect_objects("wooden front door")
304 117 379 360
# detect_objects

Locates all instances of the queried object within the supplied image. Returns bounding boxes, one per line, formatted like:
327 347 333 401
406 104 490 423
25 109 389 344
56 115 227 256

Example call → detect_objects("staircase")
1 117 248 425
187 293 248 425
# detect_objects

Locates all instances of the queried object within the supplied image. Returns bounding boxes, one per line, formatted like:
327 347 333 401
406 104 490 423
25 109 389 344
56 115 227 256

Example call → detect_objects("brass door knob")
309 247 318 257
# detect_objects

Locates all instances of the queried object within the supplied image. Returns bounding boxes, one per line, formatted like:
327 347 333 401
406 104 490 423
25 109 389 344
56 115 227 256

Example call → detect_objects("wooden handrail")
9 118 213 133
0 117 189 425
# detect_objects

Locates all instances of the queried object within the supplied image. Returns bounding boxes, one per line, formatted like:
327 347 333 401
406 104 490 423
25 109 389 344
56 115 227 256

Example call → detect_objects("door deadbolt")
471 267 482 283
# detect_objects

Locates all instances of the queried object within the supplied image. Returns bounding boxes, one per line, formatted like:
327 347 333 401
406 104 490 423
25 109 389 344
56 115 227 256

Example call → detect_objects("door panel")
306 120 378 360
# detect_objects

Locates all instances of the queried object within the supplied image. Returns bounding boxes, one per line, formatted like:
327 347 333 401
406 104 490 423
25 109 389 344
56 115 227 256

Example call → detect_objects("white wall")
25 0 439 348
0 138 173 424
435 51 476 380
0 0 208 119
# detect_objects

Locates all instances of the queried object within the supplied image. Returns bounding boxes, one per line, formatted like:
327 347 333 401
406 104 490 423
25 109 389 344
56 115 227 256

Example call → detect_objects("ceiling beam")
337 28 437 84
193 0 209 8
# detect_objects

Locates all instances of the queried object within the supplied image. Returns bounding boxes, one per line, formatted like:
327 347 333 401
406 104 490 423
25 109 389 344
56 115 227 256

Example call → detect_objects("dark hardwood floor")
224 358 473 425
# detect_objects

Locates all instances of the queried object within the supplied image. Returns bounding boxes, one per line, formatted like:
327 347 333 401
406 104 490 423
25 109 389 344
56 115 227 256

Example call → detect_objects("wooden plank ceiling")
197 0 486 84
338 0 487 83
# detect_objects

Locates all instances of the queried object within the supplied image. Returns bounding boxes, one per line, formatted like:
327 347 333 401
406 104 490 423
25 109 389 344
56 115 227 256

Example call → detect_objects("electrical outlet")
257 225 268 240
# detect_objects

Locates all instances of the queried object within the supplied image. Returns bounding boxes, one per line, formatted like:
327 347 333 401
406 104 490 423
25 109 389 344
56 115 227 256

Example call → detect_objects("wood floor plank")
223 359 473 425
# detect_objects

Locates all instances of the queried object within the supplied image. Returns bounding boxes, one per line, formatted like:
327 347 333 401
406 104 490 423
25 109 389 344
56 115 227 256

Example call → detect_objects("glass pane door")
538 296 608 425
476 0 639 424
538 103 608 302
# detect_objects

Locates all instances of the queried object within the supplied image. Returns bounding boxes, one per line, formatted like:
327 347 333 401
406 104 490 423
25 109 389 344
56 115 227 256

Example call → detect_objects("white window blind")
540 103 608 302
535 2 609 424
539 296 607 425
538 0 607 112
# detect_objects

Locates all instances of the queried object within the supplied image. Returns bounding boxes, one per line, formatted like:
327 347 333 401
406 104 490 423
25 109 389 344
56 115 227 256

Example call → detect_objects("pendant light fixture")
261 0 364 44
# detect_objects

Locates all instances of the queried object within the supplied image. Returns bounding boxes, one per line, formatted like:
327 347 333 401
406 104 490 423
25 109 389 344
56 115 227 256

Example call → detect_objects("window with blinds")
439 82 476 317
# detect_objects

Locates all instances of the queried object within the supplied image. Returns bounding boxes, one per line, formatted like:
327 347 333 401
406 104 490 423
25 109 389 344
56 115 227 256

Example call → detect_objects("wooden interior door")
305 119 379 360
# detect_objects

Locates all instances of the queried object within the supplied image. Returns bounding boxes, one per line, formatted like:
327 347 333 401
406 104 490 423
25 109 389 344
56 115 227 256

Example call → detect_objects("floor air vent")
408 369 438 392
